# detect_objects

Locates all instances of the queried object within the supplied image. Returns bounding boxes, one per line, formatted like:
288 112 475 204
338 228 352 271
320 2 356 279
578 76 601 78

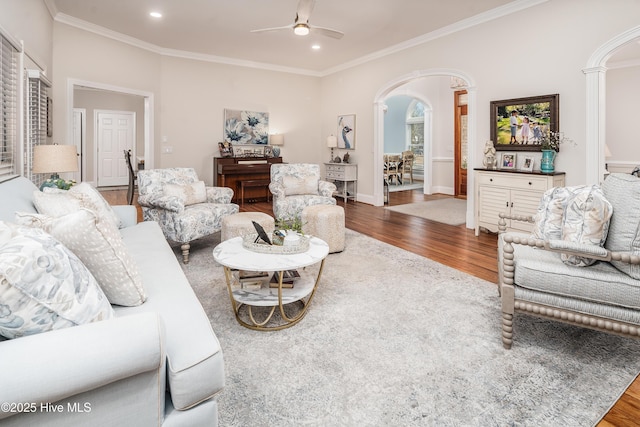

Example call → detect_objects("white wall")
320 0 640 203
606 65 640 174
3 0 640 210
159 56 321 185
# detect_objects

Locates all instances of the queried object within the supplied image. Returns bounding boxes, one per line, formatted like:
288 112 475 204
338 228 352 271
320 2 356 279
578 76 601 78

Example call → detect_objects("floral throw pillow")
15 209 147 307
0 222 114 339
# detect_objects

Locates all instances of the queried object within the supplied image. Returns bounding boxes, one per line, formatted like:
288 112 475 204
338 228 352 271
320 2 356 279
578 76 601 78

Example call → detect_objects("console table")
474 168 565 235
325 163 357 204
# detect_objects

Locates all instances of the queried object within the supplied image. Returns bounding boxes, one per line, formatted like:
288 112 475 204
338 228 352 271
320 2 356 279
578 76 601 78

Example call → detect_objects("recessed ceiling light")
149 11 162 18
312 44 321 50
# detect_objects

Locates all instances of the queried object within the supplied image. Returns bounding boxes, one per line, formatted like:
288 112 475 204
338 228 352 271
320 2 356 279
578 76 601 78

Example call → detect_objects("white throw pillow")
602 173 640 279
33 190 81 217
282 176 319 196
16 209 147 306
532 186 587 241
163 181 207 206
560 185 612 266
68 182 122 229
0 222 114 339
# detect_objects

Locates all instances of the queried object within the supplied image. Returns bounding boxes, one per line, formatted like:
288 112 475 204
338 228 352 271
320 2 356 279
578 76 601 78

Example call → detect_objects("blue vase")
540 149 556 173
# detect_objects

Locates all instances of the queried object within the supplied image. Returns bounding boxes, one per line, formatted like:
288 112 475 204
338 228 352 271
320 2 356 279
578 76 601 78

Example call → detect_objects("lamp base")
272 146 280 157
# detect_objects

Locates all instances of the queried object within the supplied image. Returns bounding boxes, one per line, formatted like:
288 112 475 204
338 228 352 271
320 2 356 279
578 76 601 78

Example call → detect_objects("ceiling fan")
250 0 344 39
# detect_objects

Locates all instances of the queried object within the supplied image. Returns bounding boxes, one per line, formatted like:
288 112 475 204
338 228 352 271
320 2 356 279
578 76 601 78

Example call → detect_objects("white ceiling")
47 0 523 74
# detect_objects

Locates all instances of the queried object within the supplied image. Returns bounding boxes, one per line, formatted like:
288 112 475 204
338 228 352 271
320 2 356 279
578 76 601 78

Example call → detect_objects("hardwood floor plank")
100 186 637 426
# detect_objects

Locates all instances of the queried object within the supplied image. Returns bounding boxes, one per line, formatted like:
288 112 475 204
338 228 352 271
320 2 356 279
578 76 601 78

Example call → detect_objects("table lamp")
32 144 78 190
270 134 284 157
327 135 337 162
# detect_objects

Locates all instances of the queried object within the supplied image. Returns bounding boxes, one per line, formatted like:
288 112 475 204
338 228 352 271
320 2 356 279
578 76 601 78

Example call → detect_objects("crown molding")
54 0 547 78
319 0 547 76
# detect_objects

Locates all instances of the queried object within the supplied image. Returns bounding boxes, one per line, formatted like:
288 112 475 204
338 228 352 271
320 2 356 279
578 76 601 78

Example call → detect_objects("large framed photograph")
224 109 269 144
490 94 559 151
337 114 355 150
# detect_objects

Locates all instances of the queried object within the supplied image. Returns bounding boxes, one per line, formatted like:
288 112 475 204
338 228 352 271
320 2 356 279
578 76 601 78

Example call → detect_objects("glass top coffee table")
213 236 329 331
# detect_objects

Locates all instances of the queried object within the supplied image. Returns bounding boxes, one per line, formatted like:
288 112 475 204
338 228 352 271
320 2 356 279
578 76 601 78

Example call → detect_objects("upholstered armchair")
269 163 337 221
137 167 239 263
498 173 640 349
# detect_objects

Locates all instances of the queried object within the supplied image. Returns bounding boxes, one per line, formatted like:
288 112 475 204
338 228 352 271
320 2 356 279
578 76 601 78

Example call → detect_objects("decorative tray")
242 233 310 254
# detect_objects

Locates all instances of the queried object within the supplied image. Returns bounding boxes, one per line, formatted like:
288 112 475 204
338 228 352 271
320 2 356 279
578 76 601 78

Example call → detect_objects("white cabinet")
474 169 565 235
325 163 357 203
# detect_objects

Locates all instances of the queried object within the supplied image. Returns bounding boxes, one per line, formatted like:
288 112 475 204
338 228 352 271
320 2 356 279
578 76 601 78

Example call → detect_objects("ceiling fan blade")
250 25 293 34
296 0 316 24
311 26 344 39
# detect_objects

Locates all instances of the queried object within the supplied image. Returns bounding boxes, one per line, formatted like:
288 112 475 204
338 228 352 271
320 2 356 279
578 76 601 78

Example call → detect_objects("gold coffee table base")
222 259 326 331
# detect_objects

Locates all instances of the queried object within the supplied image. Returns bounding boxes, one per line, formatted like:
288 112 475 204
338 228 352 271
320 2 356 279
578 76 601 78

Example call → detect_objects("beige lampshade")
326 135 338 148
32 144 78 174
270 134 284 146
604 144 612 158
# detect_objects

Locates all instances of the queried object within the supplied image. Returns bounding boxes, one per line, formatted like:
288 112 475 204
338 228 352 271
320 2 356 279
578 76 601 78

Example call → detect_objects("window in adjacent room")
406 100 425 172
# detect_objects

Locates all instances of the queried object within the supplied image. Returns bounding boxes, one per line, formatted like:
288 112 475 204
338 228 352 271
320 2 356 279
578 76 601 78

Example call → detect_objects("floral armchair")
269 163 336 221
137 168 239 263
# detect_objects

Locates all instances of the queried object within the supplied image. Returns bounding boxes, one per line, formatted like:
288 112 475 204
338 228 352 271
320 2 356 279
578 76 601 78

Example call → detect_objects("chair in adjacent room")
124 149 137 205
137 167 239 263
384 154 401 185
269 163 336 222
400 150 414 184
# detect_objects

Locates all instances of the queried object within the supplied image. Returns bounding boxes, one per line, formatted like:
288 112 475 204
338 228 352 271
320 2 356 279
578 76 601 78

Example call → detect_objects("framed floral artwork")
224 109 269 144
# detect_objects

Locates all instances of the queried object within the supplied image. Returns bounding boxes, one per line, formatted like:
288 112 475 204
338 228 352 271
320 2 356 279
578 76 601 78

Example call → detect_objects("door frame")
94 109 136 187
374 69 476 228
454 90 468 197
66 78 154 184
72 108 86 182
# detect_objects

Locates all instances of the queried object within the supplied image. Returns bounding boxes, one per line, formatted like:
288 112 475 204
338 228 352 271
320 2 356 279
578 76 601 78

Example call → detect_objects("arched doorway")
373 69 476 228
584 24 640 185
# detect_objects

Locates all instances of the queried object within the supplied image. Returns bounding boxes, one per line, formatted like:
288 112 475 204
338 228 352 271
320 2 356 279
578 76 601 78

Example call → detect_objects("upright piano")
213 156 283 203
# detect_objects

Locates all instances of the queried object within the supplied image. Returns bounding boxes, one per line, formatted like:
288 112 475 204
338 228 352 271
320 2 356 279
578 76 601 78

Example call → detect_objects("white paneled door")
96 111 135 187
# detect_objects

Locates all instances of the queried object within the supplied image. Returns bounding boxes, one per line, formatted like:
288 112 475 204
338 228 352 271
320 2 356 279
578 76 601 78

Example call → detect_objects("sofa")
0 176 224 426
498 173 640 349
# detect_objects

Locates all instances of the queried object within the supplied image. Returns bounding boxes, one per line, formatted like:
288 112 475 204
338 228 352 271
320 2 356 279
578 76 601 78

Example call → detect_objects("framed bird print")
337 114 355 150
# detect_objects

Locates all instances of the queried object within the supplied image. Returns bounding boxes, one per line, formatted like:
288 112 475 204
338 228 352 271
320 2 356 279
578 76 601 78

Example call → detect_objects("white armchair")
137 167 239 263
269 163 336 221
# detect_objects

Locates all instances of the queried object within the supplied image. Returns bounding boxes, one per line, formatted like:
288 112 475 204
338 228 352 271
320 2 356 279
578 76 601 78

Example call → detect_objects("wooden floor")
100 187 639 426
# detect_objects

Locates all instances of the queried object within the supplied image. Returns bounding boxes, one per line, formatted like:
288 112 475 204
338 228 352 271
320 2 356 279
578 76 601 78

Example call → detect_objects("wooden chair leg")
181 243 190 264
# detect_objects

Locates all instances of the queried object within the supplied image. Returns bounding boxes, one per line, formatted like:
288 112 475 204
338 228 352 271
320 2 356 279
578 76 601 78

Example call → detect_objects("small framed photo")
500 153 516 170
218 141 233 157
264 146 273 157
521 156 534 172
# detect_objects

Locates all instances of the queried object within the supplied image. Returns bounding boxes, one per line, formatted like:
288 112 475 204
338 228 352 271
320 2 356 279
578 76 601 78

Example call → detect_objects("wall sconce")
327 135 338 162
270 134 284 157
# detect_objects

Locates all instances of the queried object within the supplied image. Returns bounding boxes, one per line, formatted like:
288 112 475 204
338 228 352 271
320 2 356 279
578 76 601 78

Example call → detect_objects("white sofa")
0 176 224 426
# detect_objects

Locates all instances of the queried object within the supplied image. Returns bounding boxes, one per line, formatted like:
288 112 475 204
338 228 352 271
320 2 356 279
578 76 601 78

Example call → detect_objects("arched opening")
584 24 640 184
373 69 476 228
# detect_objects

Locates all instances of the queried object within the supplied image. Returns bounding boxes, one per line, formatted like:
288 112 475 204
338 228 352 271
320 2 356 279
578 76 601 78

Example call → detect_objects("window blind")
0 34 18 179
25 69 50 187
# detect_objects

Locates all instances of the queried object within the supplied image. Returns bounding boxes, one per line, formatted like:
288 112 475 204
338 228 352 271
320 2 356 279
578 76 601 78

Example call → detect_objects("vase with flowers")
539 131 572 173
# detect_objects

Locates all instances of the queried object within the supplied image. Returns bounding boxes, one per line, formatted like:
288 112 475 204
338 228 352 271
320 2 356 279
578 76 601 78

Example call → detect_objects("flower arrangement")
42 177 76 190
540 131 573 152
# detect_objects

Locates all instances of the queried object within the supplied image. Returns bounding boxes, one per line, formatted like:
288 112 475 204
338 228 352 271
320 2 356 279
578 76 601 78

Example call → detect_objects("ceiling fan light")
293 24 310 36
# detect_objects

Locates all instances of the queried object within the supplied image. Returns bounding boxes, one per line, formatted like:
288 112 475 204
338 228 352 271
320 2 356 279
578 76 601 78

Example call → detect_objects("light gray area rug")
175 230 640 426
385 198 467 226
